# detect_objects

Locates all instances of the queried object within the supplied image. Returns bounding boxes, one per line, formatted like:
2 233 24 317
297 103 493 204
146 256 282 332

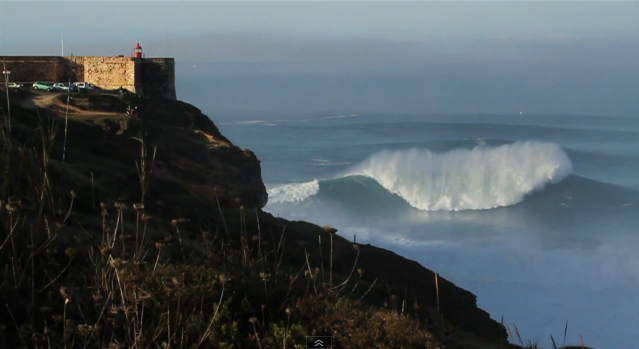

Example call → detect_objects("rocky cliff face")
130 97 268 209
5 92 268 212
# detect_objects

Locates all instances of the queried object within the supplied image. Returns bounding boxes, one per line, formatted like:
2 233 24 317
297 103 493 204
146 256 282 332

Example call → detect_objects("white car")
7 82 23 89
52 83 69 92
72 82 87 89
72 82 97 91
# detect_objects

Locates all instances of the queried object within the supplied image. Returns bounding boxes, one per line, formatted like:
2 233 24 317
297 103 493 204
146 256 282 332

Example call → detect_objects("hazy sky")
1 1 638 115
2 2 638 58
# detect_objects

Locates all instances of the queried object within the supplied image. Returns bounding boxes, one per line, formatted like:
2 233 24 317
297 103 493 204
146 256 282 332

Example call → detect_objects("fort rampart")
0 56 176 100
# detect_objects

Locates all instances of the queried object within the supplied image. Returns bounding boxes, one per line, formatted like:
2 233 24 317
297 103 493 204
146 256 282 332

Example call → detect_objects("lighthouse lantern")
133 41 143 58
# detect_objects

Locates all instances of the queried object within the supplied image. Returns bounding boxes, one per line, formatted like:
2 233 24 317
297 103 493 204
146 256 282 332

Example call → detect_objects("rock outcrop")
6 92 268 211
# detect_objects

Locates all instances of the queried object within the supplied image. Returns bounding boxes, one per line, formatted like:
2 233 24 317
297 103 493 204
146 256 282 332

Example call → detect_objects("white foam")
313 162 352 167
304 114 364 121
267 180 320 203
236 120 264 124
311 158 352 166
348 141 573 211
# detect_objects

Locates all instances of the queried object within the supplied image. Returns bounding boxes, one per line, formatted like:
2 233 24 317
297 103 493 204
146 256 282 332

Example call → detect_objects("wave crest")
349 141 573 211
268 180 320 203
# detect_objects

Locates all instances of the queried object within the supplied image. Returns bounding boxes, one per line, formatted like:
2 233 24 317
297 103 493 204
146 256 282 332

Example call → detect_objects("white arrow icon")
314 339 324 347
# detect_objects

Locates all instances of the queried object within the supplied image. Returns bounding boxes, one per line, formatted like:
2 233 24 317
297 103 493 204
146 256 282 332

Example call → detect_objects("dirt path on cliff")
12 91 123 117
11 91 55 110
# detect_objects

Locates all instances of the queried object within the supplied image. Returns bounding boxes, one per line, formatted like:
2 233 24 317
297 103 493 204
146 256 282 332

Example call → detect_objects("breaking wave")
267 141 574 211
268 179 320 203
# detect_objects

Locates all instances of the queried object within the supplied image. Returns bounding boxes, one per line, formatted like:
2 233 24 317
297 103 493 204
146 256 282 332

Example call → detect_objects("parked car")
7 82 23 89
72 82 97 91
72 82 87 89
33 81 54 91
52 83 69 92
53 83 79 92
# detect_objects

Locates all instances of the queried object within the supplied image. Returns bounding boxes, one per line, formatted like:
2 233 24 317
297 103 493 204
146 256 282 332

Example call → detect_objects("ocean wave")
349 141 573 211
267 179 320 203
267 142 574 211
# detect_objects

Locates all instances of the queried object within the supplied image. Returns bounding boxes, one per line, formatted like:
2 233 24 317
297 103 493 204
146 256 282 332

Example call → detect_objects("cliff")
6 90 267 211
0 90 510 348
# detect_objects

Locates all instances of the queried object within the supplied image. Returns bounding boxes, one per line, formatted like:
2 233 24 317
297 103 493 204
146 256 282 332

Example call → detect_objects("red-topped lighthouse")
132 41 143 58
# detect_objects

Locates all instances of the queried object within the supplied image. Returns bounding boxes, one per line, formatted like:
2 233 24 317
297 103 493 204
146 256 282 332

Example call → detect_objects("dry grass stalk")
2 60 11 132
322 225 337 288
434 272 440 315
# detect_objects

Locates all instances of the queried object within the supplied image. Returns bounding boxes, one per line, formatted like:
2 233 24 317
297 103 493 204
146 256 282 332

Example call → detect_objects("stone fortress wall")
0 55 176 100
68 56 137 92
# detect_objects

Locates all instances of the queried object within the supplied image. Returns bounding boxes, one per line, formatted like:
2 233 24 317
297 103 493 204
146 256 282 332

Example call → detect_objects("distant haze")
1 1 638 116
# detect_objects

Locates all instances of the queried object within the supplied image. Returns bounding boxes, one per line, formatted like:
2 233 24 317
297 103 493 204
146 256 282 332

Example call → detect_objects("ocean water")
213 112 639 349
